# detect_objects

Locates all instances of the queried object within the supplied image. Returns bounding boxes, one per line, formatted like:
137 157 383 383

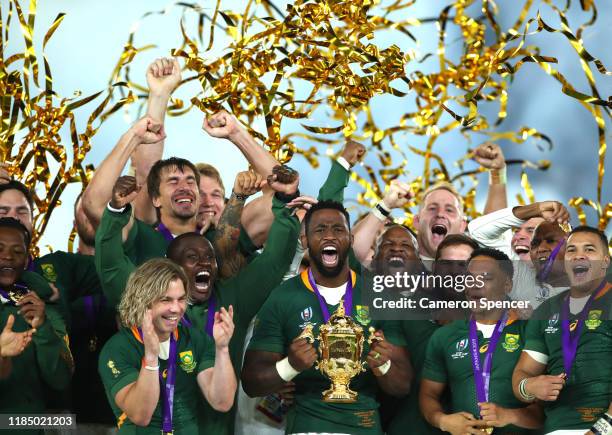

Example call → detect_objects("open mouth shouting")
430 222 448 245
195 270 212 293
387 256 406 268
172 191 196 209
321 245 339 268
570 261 591 282
514 244 530 256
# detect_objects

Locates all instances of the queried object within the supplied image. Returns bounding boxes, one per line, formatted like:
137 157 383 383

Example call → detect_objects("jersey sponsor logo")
107 360 121 377
452 338 468 359
301 307 313 322
40 263 57 282
479 343 489 353
355 305 371 326
502 333 520 352
585 310 602 330
545 313 559 334
570 320 578 332
179 350 197 373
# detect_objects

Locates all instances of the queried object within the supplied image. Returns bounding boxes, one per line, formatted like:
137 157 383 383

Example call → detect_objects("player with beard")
421 248 543 435
0 217 73 435
98 258 236 434
512 226 612 434
242 200 411 435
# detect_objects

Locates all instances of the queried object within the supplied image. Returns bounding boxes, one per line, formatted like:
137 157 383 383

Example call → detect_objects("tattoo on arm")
212 196 245 277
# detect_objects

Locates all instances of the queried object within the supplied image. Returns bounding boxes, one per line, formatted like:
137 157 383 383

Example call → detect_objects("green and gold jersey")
98 324 215 434
0 301 73 435
387 320 443 435
248 269 404 435
524 284 612 432
423 316 532 434
33 251 102 323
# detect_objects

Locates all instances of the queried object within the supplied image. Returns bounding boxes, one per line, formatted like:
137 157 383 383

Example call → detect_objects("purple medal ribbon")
536 238 566 281
560 279 607 379
136 327 178 434
156 223 175 242
181 294 216 337
307 268 353 321
469 310 509 409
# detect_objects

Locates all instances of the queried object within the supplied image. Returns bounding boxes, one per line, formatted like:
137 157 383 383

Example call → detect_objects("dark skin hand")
340 140 366 166
16 292 46 329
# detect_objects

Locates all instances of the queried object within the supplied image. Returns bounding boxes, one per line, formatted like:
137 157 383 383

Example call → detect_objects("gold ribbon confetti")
1 0 124 252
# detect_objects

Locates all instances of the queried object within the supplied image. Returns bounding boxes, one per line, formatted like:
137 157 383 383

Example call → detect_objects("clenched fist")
233 170 264 198
202 110 245 141
473 142 505 170
340 140 366 167
130 116 166 144
537 201 570 224
267 166 299 196
288 337 317 372
110 176 141 210
147 57 181 97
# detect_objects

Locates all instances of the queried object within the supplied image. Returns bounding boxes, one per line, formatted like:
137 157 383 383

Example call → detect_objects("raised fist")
537 201 570 224
146 57 181 96
267 166 299 196
233 170 264 198
130 116 166 144
340 140 366 167
202 111 245 140
473 142 506 170
381 179 413 210
110 176 141 210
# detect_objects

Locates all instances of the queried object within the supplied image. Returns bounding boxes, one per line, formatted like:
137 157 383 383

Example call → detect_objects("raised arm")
0 314 34 379
94 176 140 307
202 110 279 178
352 180 412 267
131 58 181 224
473 142 507 215
210 170 263 279
82 117 165 234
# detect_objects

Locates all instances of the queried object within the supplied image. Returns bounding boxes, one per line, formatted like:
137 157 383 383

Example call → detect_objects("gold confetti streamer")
107 0 610 233
1 0 122 252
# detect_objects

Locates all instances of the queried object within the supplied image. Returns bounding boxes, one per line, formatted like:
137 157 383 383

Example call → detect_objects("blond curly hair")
118 258 189 328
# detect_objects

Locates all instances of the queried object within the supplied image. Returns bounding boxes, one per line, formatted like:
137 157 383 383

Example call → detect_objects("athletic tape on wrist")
276 357 300 382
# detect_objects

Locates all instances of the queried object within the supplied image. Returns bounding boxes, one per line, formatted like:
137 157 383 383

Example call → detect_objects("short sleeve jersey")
98 325 215 434
423 317 533 434
248 269 403 435
524 284 612 432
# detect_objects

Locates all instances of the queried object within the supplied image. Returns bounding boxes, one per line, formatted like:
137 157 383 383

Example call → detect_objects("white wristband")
371 206 387 222
275 357 300 382
107 202 127 213
592 416 612 435
144 365 159 371
336 156 351 171
373 360 391 377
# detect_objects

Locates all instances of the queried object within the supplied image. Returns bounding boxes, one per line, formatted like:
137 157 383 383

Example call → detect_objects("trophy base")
322 385 358 403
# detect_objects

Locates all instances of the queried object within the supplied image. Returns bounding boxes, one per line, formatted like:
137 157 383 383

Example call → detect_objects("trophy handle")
297 323 316 344
367 326 382 346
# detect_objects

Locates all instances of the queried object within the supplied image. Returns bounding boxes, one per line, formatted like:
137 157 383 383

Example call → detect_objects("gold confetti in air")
0 0 123 252
107 0 610 238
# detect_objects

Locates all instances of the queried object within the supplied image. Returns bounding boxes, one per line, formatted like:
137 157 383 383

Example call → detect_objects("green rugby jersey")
423 316 534 434
524 283 612 432
248 269 404 435
98 324 215 434
0 301 73 435
387 319 443 435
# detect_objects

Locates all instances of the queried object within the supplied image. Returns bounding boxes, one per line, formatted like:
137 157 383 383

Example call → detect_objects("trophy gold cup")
298 302 378 403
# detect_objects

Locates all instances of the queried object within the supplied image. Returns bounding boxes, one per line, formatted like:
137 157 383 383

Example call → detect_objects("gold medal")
483 427 494 434
8 287 28 304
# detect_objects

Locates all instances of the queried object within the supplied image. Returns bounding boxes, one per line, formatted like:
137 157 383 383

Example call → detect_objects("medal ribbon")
156 222 175 242
536 238 565 281
0 283 29 305
307 268 352 322
135 327 178 434
181 294 216 337
560 279 607 379
469 310 509 408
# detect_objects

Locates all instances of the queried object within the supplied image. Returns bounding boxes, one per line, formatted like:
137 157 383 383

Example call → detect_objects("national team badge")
585 310 602 330
301 307 313 322
40 263 57 282
355 305 371 326
502 333 520 352
179 350 197 373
